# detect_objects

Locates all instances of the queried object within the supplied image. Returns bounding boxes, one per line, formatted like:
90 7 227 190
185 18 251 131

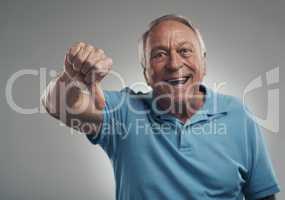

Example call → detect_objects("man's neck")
170 89 206 124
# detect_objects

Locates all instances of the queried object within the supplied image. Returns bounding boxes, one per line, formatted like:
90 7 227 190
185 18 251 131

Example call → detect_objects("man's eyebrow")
150 46 169 53
150 42 194 54
177 41 194 48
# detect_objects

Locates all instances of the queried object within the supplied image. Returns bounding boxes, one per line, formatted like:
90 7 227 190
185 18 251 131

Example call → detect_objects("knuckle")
86 44 94 51
90 48 96 55
81 50 88 58
96 48 104 55
101 54 107 60
89 48 95 54
89 51 97 60
107 57 113 65
95 60 104 68
83 47 92 57
70 42 84 52
77 42 85 47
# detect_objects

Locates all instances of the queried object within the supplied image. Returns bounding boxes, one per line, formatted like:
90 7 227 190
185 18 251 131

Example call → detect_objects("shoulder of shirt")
104 87 151 107
210 89 248 116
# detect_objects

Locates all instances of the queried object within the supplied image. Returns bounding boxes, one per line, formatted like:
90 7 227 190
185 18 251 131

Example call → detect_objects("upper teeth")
166 76 192 85
167 77 188 83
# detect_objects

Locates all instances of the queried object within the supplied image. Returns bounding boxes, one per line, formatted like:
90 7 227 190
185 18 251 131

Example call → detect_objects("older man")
42 15 280 200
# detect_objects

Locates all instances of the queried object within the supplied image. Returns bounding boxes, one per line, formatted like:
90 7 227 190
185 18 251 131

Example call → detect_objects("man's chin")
172 95 192 106
173 88 195 99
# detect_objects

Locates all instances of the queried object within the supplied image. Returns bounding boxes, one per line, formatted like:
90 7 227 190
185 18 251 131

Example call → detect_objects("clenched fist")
64 42 113 86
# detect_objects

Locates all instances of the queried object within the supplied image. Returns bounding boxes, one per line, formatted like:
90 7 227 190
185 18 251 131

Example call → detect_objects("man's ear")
143 68 151 86
202 53 207 76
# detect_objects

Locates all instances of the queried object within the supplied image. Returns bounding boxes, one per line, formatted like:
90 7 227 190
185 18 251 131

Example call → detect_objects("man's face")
144 20 206 111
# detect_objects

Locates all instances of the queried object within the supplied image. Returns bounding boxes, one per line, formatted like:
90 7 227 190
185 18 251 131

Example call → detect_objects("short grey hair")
138 14 206 69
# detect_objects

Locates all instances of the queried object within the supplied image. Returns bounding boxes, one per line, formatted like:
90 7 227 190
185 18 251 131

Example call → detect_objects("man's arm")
41 42 112 135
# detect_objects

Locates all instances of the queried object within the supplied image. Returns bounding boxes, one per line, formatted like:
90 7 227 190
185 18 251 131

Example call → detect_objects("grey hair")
138 14 206 69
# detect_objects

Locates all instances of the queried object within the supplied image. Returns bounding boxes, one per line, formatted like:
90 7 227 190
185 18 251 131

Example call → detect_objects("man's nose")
167 51 183 71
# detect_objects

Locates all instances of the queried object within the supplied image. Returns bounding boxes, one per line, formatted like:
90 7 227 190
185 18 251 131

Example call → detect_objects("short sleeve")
243 112 280 199
86 88 129 160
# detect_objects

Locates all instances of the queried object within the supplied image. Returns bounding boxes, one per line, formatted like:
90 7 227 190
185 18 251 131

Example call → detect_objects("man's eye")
180 48 192 56
152 52 167 59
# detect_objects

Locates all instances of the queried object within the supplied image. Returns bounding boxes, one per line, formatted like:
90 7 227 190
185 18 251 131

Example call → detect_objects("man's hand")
64 42 113 111
42 42 113 134
64 42 113 89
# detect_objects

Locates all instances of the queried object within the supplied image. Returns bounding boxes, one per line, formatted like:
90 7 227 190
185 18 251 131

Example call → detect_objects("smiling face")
144 20 206 114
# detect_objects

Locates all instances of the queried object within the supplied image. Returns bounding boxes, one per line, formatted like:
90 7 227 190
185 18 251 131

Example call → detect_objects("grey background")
0 0 284 199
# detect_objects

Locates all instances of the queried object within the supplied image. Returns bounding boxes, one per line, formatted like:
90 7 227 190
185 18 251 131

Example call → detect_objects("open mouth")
165 74 193 86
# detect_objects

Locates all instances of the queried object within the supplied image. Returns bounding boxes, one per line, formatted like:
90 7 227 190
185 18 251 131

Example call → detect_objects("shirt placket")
179 113 209 151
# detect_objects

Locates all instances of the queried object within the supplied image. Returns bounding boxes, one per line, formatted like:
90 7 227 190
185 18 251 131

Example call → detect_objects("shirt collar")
143 84 229 126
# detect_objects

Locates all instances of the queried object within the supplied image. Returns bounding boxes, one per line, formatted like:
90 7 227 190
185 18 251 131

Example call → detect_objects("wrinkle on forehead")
146 20 200 51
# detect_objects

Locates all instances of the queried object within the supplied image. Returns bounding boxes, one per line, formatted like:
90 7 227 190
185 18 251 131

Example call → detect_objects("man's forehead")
146 20 198 47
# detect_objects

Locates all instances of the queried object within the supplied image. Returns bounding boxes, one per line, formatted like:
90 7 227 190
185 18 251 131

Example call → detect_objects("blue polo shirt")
86 85 280 200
